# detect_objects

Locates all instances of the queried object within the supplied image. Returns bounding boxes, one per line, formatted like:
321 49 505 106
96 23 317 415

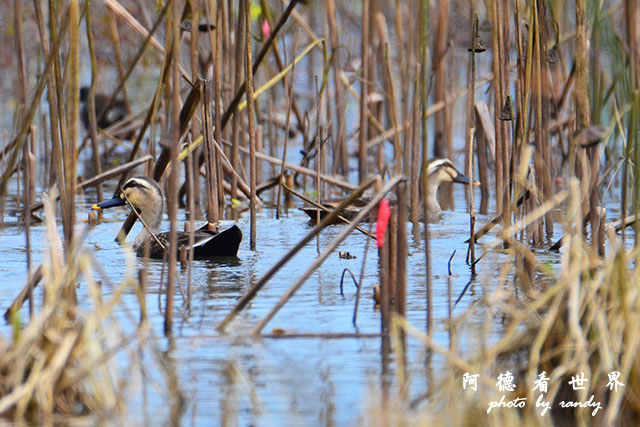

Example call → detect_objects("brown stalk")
465 13 477 269
358 0 370 183
275 31 300 219
211 0 225 213
244 0 257 250
14 0 33 316
85 0 104 204
202 80 220 225
418 0 431 335
165 0 182 335
326 0 348 177
491 0 504 215
230 0 245 201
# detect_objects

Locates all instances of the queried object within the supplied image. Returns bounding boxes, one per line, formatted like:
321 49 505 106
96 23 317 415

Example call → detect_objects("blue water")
0 180 493 425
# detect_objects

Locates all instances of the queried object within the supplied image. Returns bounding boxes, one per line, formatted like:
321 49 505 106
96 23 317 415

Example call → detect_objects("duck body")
301 158 472 224
93 176 242 259
80 86 127 131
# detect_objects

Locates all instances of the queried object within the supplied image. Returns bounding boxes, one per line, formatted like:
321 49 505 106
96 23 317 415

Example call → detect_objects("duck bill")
92 195 125 210
453 174 470 185
453 174 482 186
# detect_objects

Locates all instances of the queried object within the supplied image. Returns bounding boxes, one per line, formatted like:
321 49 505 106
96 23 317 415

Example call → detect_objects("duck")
92 176 242 259
421 157 474 223
300 158 475 224
80 86 128 131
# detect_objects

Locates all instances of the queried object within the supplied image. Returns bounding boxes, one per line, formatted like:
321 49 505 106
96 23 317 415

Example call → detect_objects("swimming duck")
80 86 128 131
92 176 242 259
301 158 474 224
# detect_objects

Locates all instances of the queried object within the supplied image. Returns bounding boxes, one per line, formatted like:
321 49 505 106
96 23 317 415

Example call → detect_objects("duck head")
425 158 473 189
92 176 164 233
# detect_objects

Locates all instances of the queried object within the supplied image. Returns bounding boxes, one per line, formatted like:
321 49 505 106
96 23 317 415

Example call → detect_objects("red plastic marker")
376 199 390 248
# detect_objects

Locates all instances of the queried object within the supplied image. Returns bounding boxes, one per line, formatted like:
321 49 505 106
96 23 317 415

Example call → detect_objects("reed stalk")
164 0 182 335
275 32 300 219
85 0 104 204
418 0 431 335
466 13 478 269
202 80 220 225
358 0 370 183
14 0 33 316
326 0 347 178
244 0 257 250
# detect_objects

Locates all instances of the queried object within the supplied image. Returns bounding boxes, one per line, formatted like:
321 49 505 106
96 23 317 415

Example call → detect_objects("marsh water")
0 172 509 424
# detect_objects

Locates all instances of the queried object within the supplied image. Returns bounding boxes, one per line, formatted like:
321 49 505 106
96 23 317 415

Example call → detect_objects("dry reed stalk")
376 14 401 176
409 74 420 223
537 1 554 239
250 175 404 335
626 0 640 85
491 0 504 215
33 0 60 189
532 0 546 245
186 0 202 217
216 175 379 332
13 0 33 316
164 0 182 335
326 0 347 178
395 186 408 364
432 1 449 158
275 31 300 219
230 0 244 201
418 0 431 335
62 0 79 259
432 2 452 209
85 0 104 204
575 0 593 249
388 209 397 305
358 0 370 183
315 76 322 254
185 134 195 309
202 80 220 225
474 102 492 205
243 0 257 250
212 0 225 214
465 13 478 268
379 220 390 334
186 1 201 303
